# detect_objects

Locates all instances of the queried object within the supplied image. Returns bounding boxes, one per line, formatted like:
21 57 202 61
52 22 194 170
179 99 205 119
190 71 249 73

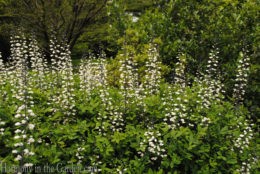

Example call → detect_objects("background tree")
0 0 14 60
0 0 108 61
73 0 155 58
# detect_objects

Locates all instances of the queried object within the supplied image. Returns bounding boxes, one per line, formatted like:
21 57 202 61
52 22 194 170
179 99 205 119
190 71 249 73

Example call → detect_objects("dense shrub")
0 35 259 174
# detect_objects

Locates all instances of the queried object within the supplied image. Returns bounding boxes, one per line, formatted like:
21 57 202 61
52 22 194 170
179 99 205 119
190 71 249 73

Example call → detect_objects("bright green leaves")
111 131 126 144
96 136 114 157
77 97 100 116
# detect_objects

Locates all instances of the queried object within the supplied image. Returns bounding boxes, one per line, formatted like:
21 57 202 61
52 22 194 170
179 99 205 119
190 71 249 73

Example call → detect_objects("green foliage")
0 71 259 173
108 0 259 123
0 0 259 173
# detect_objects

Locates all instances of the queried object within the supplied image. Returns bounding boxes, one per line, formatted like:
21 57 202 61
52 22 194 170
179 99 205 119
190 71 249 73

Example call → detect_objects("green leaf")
111 131 126 144
220 126 229 135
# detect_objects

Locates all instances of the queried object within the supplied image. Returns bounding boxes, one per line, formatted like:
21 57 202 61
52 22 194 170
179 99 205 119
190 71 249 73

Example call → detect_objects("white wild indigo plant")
0 35 258 173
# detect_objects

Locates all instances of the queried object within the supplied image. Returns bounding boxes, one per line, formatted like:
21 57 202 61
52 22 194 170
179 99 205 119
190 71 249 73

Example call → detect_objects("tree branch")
69 0 108 49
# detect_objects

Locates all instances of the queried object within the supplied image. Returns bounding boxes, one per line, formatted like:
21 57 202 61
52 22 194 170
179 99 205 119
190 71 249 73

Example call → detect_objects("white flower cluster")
174 89 190 126
7 34 36 166
0 119 5 135
0 52 3 68
98 90 124 133
89 155 102 172
28 36 48 90
109 110 124 132
163 87 190 129
174 53 186 87
118 50 148 117
49 37 76 118
206 47 219 78
233 50 250 104
0 52 5 77
162 53 190 129
183 47 226 128
232 120 257 174
9 35 28 71
233 122 254 153
0 52 6 100
198 48 224 109
116 167 127 174
236 157 258 174
208 48 225 99
49 37 68 72
13 105 36 163
162 86 176 129
7 35 28 105
76 146 85 164
79 56 107 99
237 162 250 174
119 53 139 104
85 58 119 134
138 129 167 161
142 44 161 95
59 66 76 117
79 57 126 133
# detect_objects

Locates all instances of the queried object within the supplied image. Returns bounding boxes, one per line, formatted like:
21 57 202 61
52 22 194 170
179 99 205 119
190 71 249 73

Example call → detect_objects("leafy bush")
0 34 259 174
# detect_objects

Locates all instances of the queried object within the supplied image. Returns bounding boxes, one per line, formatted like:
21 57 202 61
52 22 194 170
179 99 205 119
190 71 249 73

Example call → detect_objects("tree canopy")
0 0 108 60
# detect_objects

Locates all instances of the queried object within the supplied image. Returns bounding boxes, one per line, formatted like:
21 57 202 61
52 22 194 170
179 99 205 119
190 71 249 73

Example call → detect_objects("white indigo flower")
28 124 35 130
